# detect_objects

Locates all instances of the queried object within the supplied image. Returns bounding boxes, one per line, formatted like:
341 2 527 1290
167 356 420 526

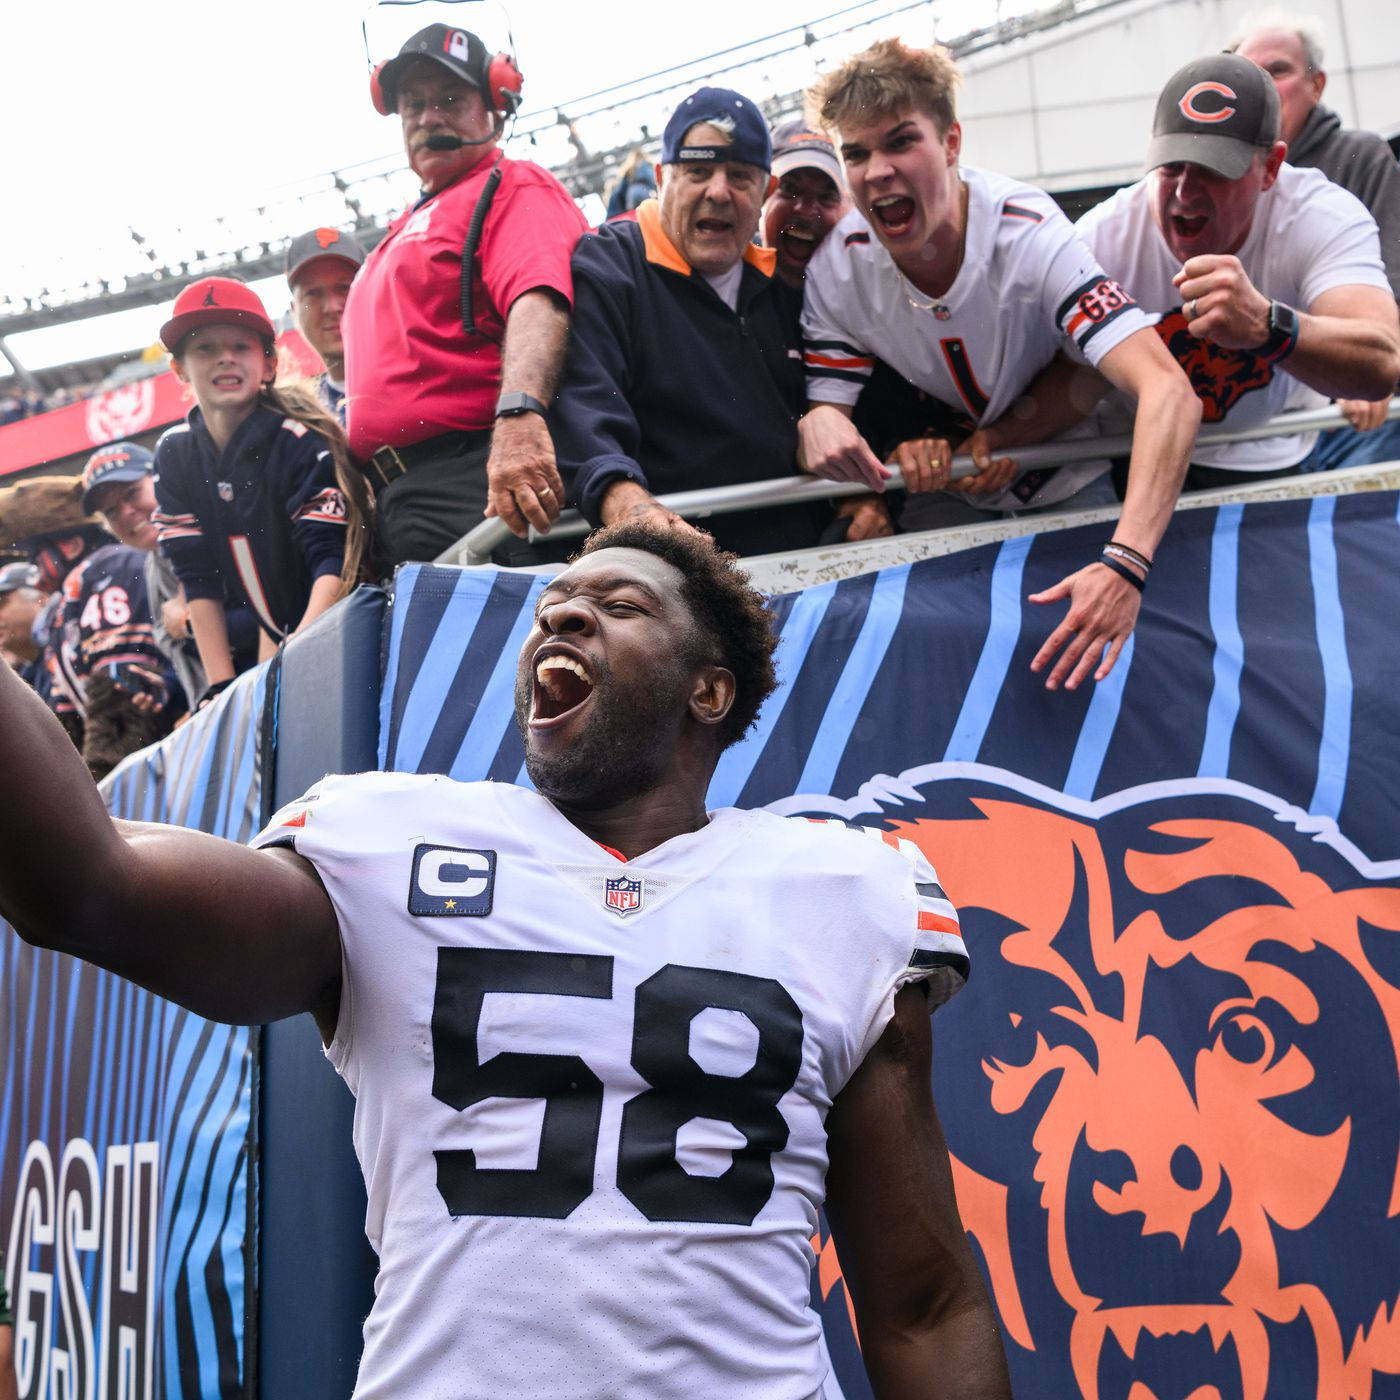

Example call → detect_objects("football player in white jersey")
0 522 1012 1399
797 39 1202 694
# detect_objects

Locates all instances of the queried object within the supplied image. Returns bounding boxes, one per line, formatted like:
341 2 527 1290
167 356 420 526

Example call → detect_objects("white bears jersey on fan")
802 165 1151 511
252 771 967 1400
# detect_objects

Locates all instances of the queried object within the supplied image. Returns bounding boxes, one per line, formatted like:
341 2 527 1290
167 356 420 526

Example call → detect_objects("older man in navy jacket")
551 87 835 557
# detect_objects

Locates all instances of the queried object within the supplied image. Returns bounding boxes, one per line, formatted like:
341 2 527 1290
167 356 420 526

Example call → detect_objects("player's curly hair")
807 37 962 137
576 523 779 750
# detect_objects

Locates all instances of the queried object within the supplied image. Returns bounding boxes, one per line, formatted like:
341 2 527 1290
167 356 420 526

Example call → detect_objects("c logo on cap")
1178 81 1237 124
445 29 471 62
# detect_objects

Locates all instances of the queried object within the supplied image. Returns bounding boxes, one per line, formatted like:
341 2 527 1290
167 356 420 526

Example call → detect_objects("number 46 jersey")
253 771 969 1400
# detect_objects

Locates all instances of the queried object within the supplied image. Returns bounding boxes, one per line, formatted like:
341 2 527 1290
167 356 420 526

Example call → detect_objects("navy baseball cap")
662 87 772 171
1146 54 1281 178
0 561 40 595
81 442 155 513
286 227 365 288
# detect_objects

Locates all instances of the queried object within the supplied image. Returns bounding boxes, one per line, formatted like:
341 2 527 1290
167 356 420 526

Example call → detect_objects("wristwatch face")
496 391 546 418
1269 301 1299 343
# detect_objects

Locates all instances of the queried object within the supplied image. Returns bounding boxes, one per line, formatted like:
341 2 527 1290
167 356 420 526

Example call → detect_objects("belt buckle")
367 445 407 491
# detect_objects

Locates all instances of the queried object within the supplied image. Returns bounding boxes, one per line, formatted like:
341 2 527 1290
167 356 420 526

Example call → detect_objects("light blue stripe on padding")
391 573 494 775
1308 495 1352 819
707 581 839 808
185 1036 249 1397
1064 633 1136 798
450 576 548 782
795 566 910 797
377 563 423 767
944 537 1032 761
1199 505 1244 777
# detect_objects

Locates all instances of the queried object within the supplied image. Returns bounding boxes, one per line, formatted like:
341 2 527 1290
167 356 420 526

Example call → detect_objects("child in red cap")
152 277 377 698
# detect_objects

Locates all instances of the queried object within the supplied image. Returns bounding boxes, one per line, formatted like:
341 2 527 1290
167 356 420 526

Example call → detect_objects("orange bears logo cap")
285 227 366 289
160 277 276 353
1146 54 1281 179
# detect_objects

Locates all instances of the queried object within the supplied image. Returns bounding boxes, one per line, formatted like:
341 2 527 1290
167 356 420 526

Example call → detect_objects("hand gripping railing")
444 401 1400 567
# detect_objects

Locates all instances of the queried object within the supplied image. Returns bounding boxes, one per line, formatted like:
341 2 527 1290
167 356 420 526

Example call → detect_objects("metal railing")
443 401 1400 567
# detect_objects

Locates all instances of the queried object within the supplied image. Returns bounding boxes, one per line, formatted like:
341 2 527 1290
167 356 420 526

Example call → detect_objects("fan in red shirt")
344 24 587 563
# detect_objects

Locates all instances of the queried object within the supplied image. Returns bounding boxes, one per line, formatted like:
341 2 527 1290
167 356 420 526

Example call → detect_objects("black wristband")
1099 554 1146 592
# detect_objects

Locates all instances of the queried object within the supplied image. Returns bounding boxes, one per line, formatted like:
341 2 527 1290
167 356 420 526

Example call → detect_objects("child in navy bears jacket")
152 276 371 695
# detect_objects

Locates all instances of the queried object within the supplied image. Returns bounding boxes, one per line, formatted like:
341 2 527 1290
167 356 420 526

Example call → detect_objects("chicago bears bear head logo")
792 767 1400 1400
1153 309 1276 423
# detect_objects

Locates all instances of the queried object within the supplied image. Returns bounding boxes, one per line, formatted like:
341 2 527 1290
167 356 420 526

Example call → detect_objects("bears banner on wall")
0 667 267 1400
379 487 1400 1400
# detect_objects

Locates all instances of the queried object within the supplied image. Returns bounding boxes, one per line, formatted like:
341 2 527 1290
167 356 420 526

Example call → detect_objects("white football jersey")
252 772 967 1400
802 165 1151 510
1077 164 1390 471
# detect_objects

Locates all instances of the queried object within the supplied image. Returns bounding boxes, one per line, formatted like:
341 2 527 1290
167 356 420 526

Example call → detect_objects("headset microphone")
423 131 497 150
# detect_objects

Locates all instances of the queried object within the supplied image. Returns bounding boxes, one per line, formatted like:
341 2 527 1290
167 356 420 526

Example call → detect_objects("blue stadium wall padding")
256 586 385 1400
1 665 270 1400
9 486 1400 1400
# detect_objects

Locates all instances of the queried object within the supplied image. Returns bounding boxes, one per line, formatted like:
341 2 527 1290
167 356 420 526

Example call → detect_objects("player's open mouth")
695 217 733 236
871 196 916 236
531 653 595 726
212 375 244 388
1171 213 1209 239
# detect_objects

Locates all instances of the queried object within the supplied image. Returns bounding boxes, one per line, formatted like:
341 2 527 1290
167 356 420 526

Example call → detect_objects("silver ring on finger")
1186 298 1198 321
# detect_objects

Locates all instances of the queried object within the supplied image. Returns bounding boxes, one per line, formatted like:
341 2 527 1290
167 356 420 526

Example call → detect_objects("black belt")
361 430 489 493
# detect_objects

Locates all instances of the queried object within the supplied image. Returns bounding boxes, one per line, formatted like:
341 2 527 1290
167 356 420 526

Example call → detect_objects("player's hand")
599 480 706 538
834 494 895 540
798 406 891 489
1339 395 1391 431
1172 256 1271 351
485 414 566 537
960 429 1020 497
887 437 952 494
1028 562 1142 690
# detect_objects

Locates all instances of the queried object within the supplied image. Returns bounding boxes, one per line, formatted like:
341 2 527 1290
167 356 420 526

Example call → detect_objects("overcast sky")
1 0 1010 370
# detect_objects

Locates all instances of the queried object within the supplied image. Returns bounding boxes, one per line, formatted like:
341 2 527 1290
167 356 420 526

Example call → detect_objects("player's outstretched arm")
825 986 1012 1400
0 661 340 1030
1029 327 1200 691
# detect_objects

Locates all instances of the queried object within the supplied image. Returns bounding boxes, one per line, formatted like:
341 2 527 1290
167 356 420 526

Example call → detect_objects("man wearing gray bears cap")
1075 52 1400 488
286 227 365 422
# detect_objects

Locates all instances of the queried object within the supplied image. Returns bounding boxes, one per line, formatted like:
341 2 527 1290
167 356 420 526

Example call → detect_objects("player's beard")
515 649 690 810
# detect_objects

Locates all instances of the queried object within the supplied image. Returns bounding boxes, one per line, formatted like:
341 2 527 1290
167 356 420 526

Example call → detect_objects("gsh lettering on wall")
5 1139 159 1400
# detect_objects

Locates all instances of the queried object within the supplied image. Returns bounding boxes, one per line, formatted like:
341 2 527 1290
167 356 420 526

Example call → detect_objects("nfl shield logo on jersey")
604 875 643 916
217 481 234 502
